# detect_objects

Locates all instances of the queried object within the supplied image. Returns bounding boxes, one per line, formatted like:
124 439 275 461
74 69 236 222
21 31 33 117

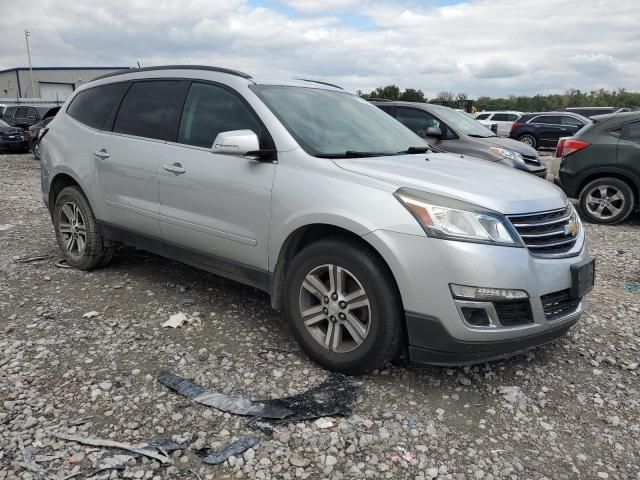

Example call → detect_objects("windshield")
435 107 497 138
0 119 9 128
251 85 427 157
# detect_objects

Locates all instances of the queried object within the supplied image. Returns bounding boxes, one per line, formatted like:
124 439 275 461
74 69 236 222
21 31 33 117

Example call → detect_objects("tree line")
358 86 640 111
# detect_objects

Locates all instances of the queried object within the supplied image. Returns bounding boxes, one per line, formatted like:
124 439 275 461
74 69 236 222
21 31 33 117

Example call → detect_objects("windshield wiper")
468 133 496 138
316 150 397 159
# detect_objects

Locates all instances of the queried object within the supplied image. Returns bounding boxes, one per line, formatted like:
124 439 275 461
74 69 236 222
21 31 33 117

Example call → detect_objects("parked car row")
39 65 595 373
0 105 59 157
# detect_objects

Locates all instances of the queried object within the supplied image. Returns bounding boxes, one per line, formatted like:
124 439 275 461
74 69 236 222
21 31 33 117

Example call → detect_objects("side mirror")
426 127 443 139
212 130 260 157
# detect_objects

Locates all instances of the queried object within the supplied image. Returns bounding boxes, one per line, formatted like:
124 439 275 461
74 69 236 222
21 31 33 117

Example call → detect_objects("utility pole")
25 30 36 98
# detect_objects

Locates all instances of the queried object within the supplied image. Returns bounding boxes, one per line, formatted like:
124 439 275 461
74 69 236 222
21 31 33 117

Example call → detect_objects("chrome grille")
508 206 579 257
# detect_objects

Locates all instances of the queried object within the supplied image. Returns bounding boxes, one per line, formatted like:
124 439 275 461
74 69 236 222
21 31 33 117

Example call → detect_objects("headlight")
489 147 524 164
395 188 522 246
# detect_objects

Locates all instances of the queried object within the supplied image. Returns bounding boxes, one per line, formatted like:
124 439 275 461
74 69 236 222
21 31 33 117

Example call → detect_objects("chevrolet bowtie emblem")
564 220 578 237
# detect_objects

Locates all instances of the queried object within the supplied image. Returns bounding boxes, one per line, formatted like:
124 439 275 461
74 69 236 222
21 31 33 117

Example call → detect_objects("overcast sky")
1 0 638 98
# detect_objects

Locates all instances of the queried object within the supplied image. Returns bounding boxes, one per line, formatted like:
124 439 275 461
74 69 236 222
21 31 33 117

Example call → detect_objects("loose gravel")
1 152 639 480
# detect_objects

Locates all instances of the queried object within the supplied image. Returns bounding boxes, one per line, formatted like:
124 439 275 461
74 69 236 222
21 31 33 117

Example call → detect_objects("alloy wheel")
298 264 371 353
585 184 625 221
58 201 87 255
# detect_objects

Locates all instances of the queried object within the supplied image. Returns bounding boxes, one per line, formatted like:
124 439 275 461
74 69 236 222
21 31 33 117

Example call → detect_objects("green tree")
399 88 426 102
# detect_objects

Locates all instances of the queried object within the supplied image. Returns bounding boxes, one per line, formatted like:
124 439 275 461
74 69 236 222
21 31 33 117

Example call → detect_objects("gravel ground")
1 152 639 480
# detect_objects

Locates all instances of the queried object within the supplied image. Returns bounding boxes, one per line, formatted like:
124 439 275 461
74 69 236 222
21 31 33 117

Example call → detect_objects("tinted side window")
114 81 186 141
532 115 560 125
67 83 127 130
475 113 490 120
623 122 640 141
560 116 584 127
377 105 397 117
178 82 262 148
492 113 512 121
396 108 440 137
4 107 16 118
15 107 28 118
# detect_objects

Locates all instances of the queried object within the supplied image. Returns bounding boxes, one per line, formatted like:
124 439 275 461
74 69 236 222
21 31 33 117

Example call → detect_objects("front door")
158 81 275 276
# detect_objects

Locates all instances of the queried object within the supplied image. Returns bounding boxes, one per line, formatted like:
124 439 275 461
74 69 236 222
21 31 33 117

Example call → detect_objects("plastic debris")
162 312 202 328
17 439 51 479
55 259 72 269
54 433 174 465
82 311 100 319
89 438 183 474
623 282 640 293
155 370 292 419
196 435 261 465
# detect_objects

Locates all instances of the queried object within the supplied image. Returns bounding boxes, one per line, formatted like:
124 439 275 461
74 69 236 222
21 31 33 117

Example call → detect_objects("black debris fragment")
260 373 363 424
155 370 293 419
196 435 262 465
156 369 362 426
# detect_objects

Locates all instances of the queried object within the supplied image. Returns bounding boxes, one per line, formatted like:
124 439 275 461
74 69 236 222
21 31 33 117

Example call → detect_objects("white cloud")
1 0 639 98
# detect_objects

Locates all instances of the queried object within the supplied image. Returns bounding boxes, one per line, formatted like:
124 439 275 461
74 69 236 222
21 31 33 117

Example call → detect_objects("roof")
0 67 129 74
591 111 640 123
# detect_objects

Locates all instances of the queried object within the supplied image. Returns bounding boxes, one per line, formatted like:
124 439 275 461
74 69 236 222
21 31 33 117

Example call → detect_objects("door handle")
163 163 186 174
94 149 110 159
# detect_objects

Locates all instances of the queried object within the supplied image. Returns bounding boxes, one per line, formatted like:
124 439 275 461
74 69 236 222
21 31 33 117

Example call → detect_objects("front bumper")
0 138 30 150
363 229 590 365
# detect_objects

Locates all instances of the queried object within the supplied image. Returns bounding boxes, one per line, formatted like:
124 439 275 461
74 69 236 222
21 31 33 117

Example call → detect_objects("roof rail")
91 65 253 82
295 78 343 90
365 98 394 102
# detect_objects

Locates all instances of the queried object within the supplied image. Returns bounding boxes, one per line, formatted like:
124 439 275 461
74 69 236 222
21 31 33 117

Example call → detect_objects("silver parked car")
39 66 594 374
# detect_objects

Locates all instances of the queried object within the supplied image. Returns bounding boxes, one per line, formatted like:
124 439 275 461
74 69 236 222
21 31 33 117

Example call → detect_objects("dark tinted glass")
178 82 262 148
396 108 441 137
15 107 28 118
114 81 185 141
475 113 490 120
492 113 511 121
67 83 127 130
560 116 584 127
624 122 640 141
377 105 397 117
532 115 561 124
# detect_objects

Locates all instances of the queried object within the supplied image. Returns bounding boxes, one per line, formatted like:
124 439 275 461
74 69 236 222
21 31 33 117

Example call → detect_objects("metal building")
0 67 129 103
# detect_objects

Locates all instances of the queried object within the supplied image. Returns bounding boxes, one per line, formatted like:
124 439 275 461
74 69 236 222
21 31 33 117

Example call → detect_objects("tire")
53 186 113 270
32 141 40 160
283 237 403 375
578 177 635 225
518 134 537 149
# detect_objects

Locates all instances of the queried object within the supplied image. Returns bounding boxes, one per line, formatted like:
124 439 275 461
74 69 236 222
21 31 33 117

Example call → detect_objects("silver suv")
40 66 594 374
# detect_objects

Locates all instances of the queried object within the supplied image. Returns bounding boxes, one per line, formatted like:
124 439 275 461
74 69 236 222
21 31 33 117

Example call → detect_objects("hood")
485 136 538 158
0 126 24 135
334 152 565 215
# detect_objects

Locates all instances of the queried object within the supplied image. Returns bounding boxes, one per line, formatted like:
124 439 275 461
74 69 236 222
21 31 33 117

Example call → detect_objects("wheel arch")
577 169 639 206
48 172 83 216
269 223 403 312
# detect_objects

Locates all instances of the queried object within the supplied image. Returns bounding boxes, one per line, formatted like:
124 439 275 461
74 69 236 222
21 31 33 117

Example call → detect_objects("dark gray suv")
373 101 547 178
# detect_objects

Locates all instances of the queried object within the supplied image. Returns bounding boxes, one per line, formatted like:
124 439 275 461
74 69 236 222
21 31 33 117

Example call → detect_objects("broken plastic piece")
90 438 183 474
54 433 174 465
156 370 292 419
196 435 261 465
82 311 100 319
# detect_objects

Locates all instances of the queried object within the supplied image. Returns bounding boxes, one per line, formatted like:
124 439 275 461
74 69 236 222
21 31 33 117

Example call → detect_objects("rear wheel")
284 238 403 374
518 134 537 149
53 186 113 270
32 141 40 160
578 177 635 224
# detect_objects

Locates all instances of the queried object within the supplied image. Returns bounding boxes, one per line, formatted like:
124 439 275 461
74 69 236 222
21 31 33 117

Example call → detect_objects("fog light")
450 284 528 300
460 307 491 327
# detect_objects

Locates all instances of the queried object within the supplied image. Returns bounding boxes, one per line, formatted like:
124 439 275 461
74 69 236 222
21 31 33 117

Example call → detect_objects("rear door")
560 115 587 137
92 80 188 239
157 81 276 274
530 115 564 145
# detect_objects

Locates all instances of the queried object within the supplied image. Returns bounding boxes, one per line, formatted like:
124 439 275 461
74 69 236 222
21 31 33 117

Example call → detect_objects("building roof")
0 67 129 74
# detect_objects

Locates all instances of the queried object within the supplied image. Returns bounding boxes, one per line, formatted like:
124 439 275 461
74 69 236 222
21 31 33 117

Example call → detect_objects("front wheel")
53 186 113 270
518 134 537 149
283 238 404 374
32 141 41 160
578 177 635 224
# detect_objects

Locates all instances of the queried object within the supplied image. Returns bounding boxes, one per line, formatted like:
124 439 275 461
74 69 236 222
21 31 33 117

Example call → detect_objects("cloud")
1 0 639 98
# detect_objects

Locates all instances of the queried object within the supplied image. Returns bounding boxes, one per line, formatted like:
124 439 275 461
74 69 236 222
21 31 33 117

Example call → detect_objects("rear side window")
531 115 560 125
560 116 584 127
4 107 16 118
492 113 517 121
15 107 28 118
475 113 490 120
622 122 640 141
396 107 441 137
67 83 127 130
177 82 262 148
114 81 187 141
377 105 397 117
